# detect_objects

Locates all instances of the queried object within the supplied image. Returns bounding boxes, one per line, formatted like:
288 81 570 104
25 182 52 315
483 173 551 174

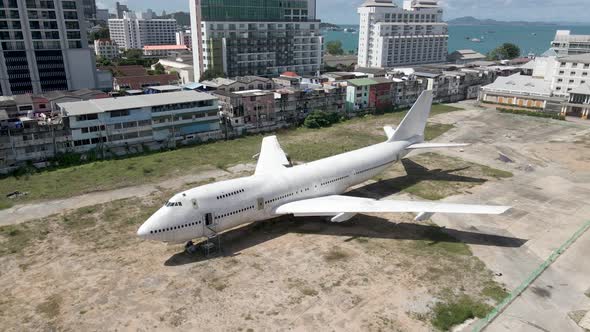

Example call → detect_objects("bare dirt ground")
0 149 515 331
432 101 590 331
1 104 589 331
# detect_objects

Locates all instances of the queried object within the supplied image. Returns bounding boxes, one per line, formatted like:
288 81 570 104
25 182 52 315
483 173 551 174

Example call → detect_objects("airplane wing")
275 195 510 217
255 136 290 175
406 143 470 150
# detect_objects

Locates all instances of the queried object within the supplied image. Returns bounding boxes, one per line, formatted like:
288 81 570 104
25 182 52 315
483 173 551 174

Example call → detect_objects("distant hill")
447 16 557 26
320 22 340 29
157 12 190 26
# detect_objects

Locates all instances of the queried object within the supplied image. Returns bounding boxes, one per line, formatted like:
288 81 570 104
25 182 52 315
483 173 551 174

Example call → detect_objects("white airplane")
137 91 510 250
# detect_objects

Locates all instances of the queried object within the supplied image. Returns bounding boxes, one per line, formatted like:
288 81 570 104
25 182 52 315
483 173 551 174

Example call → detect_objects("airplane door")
205 213 213 226
257 197 265 210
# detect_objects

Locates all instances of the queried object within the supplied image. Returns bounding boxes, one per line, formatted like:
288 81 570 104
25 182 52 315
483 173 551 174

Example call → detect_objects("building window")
77 114 98 121
110 110 130 117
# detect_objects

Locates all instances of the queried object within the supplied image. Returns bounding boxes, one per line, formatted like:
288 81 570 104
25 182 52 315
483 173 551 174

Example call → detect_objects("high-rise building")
176 30 192 49
115 1 129 19
0 0 98 96
357 0 448 68
95 8 109 23
82 0 96 22
190 0 323 81
108 12 177 50
551 30 590 56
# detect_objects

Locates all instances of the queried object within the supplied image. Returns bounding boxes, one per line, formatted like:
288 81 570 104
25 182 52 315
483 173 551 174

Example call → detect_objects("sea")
323 24 590 56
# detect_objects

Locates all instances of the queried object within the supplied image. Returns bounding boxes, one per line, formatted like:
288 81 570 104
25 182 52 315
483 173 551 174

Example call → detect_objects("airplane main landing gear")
185 240 198 255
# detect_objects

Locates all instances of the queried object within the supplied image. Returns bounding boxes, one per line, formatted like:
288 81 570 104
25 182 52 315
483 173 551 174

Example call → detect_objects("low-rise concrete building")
448 49 487 64
0 115 68 172
59 91 221 154
113 74 180 91
202 77 275 92
479 73 562 111
561 84 590 119
175 30 192 49
143 45 190 58
156 53 195 85
274 85 346 123
346 78 394 112
94 39 120 60
214 90 277 134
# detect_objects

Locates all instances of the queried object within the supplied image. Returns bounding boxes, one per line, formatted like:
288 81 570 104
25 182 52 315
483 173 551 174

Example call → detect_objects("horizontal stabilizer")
275 195 510 216
406 143 470 150
414 212 434 222
384 126 396 140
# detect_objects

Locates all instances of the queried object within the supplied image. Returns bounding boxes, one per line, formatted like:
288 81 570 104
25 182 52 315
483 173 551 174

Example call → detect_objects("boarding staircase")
202 216 221 256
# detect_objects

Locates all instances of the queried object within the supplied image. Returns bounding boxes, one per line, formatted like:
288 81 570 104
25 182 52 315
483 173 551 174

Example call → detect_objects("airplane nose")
137 223 150 239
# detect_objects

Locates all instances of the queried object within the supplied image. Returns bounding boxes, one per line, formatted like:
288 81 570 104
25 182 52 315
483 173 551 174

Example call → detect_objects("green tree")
123 49 143 60
488 43 521 60
89 27 110 42
199 69 225 82
96 56 112 66
326 40 344 55
153 63 166 75
303 111 341 129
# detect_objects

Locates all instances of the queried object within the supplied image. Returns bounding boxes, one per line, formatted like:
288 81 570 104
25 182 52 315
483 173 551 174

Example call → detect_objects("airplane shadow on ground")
348 158 487 200
165 159 525 266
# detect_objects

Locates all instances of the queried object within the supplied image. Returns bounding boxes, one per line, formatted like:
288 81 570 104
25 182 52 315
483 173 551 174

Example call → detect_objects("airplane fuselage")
137 140 413 244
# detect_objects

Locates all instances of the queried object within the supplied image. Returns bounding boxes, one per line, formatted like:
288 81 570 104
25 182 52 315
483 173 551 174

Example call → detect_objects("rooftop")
481 73 552 97
281 71 300 78
233 89 273 97
354 67 387 75
570 84 590 95
347 78 392 86
143 45 189 51
114 74 180 89
559 53 590 64
361 0 398 7
60 91 216 116
553 30 590 43
201 78 237 88
235 76 273 84
450 49 486 60
414 72 441 78
145 85 183 92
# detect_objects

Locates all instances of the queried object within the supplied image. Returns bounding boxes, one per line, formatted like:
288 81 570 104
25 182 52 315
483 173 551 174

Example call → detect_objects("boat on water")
344 28 357 33
471 38 482 43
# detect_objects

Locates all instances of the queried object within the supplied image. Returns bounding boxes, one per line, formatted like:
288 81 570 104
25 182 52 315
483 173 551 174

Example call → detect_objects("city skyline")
96 0 590 24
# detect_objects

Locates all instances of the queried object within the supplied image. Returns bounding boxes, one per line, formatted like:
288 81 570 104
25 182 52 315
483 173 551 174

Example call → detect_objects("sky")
97 0 590 25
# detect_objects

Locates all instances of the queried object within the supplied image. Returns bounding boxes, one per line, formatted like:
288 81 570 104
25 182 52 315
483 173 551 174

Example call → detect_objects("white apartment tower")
357 0 448 68
190 0 323 81
108 12 176 50
551 30 590 56
0 0 98 96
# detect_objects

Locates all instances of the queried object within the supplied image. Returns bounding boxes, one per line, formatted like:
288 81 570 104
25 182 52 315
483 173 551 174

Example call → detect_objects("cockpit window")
165 201 182 207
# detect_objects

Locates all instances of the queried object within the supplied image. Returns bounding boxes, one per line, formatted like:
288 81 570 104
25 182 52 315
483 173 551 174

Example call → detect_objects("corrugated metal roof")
347 78 378 86
60 91 217 116
481 73 552 97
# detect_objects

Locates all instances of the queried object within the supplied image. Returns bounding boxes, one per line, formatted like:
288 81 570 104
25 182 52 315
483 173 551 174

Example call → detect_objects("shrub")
431 296 492 331
303 110 342 129
497 107 565 120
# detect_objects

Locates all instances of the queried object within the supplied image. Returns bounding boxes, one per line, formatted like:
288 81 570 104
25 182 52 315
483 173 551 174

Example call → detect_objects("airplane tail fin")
389 90 434 142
